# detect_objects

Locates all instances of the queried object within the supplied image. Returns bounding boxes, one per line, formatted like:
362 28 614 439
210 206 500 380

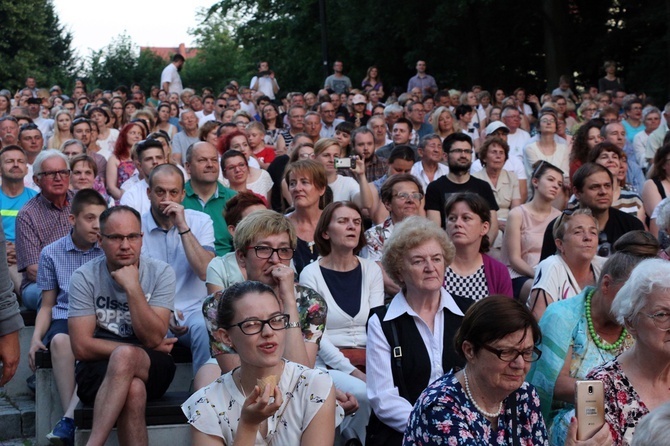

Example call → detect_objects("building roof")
140 43 198 60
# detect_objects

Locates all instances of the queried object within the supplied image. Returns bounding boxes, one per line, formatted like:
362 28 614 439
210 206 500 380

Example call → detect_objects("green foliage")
0 0 74 92
80 33 165 92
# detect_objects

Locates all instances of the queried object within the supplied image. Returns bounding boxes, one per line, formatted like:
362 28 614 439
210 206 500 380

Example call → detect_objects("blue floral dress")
403 372 549 445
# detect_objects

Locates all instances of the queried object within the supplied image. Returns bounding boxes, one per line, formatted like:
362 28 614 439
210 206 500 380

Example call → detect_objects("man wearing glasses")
425 133 499 243
68 205 176 446
141 163 215 376
16 150 74 310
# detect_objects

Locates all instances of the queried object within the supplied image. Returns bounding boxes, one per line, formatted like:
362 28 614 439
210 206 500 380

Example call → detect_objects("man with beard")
425 133 499 243
351 127 387 182
161 54 185 96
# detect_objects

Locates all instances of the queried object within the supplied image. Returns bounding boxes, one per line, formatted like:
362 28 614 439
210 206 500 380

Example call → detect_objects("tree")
0 0 74 92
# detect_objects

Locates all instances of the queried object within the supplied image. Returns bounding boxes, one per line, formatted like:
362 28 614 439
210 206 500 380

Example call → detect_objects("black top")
293 237 319 275
424 176 499 229
320 263 362 318
267 155 289 212
539 207 645 261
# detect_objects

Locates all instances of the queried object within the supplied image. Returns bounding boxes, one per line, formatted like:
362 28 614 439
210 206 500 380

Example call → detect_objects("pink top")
503 204 561 278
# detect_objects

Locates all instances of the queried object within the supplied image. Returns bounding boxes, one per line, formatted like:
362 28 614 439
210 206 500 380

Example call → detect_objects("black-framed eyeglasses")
37 169 70 179
449 148 471 155
224 314 290 335
246 246 294 260
481 344 542 363
101 233 143 243
643 311 670 331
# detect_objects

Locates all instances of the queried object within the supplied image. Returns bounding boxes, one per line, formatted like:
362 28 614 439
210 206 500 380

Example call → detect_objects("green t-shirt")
182 181 237 256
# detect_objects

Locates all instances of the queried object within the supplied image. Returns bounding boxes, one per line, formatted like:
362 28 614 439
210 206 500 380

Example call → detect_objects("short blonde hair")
381 216 455 290
233 209 297 251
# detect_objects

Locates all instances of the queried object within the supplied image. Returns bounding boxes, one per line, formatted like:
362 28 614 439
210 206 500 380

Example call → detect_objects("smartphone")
575 380 605 440
334 157 352 169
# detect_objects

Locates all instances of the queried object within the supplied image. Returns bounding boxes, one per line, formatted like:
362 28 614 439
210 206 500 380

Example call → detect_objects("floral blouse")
403 372 549 445
587 359 648 446
203 284 328 356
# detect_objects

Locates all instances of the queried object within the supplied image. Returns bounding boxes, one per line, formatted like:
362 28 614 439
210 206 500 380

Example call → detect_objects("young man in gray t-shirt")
68 206 176 446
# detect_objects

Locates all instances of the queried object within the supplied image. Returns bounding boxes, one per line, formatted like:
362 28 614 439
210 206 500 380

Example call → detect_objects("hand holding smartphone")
575 380 605 440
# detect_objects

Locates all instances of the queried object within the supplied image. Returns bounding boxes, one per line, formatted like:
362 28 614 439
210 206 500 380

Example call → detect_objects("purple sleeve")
483 254 513 297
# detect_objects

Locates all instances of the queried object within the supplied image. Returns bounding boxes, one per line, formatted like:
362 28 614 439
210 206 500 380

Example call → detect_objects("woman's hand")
270 264 296 307
564 417 612 446
239 384 283 428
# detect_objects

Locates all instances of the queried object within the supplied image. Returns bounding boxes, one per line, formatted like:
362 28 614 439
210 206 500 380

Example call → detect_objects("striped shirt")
37 233 103 320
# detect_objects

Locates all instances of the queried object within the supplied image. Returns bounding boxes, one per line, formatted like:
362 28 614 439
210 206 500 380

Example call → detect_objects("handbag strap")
510 396 520 446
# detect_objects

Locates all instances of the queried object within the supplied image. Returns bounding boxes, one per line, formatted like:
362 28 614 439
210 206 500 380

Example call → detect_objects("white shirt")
411 161 449 191
119 179 150 214
366 288 463 433
329 175 359 202
250 75 278 100
470 156 527 180
195 111 216 127
160 63 183 94
506 128 531 164
141 208 215 315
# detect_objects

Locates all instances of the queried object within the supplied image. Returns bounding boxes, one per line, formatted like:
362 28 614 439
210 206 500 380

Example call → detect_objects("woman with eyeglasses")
503 161 563 301
153 102 177 139
218 131 272 201
571 100 598 134
528 231 657 446
404 296 612 446
221 150 269 207
182 281 338 446
106 122 145 201
110 98 124 129
444 193 513 306
524 109 570 196
585 258 670 445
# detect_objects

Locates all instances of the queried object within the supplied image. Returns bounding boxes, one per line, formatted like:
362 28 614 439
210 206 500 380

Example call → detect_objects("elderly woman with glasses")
524 109 571 197
586 258 670 445
404 296 612 445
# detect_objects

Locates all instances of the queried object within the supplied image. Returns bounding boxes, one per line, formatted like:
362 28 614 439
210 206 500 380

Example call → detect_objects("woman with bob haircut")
366 216 465 445
404 296 611 445
443 192 513 304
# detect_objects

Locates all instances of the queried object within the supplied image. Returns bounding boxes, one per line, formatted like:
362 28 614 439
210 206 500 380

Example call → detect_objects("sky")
52 0 218 56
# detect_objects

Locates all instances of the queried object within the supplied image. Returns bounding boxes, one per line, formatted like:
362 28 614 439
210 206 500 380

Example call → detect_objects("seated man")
29 189 107 445
68 206 176 446
119 139 166 215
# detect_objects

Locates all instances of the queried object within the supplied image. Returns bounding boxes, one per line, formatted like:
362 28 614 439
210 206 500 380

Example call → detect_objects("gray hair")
366 115 385 128
655 199 670 232
33 149 69 176
419 133 442 149
60 139 86 153
383 103 403 118
631 401 670 446
642 106 661 121
611 258 670 326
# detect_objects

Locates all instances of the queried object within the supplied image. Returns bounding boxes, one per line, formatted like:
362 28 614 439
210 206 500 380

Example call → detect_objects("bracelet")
287 321 301 329
178 228 191 236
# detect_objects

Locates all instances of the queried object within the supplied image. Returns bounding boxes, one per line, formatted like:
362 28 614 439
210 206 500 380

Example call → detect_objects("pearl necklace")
585 289 628 351
463 367 503 418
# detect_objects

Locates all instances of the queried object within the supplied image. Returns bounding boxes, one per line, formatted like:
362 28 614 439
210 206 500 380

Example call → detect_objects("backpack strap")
368 306 409 400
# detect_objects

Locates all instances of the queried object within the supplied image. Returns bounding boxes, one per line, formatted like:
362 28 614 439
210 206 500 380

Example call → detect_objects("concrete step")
0 393 35 441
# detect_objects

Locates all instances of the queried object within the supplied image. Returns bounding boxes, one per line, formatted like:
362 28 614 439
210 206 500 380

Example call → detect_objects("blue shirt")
37 233 104 320
141 208 215 315
0 188 38 242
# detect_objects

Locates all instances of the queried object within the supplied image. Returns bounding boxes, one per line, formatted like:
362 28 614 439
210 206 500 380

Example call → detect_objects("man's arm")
15 212 40 280
69 314 126 361
0 227 22 386
426 210 442 227
167 205 215 280
115 264 173 348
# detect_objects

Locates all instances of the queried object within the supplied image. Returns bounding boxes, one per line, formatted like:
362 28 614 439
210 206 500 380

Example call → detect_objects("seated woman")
299 201 382 442
472 137 521 259
404 296 611 445
528 231 658 445
182 281 338 445
443 193 513 305
503 161 563 301
529 209 605 320
300 202 383 378
221 150 270 206
587 258 670 445
366 217 466 445
641 144 670 226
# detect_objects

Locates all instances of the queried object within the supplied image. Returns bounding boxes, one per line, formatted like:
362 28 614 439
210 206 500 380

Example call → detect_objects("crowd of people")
2 56 670 446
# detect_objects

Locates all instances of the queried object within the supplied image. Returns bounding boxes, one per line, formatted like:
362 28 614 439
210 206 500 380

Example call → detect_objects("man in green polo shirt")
183 142 237 255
